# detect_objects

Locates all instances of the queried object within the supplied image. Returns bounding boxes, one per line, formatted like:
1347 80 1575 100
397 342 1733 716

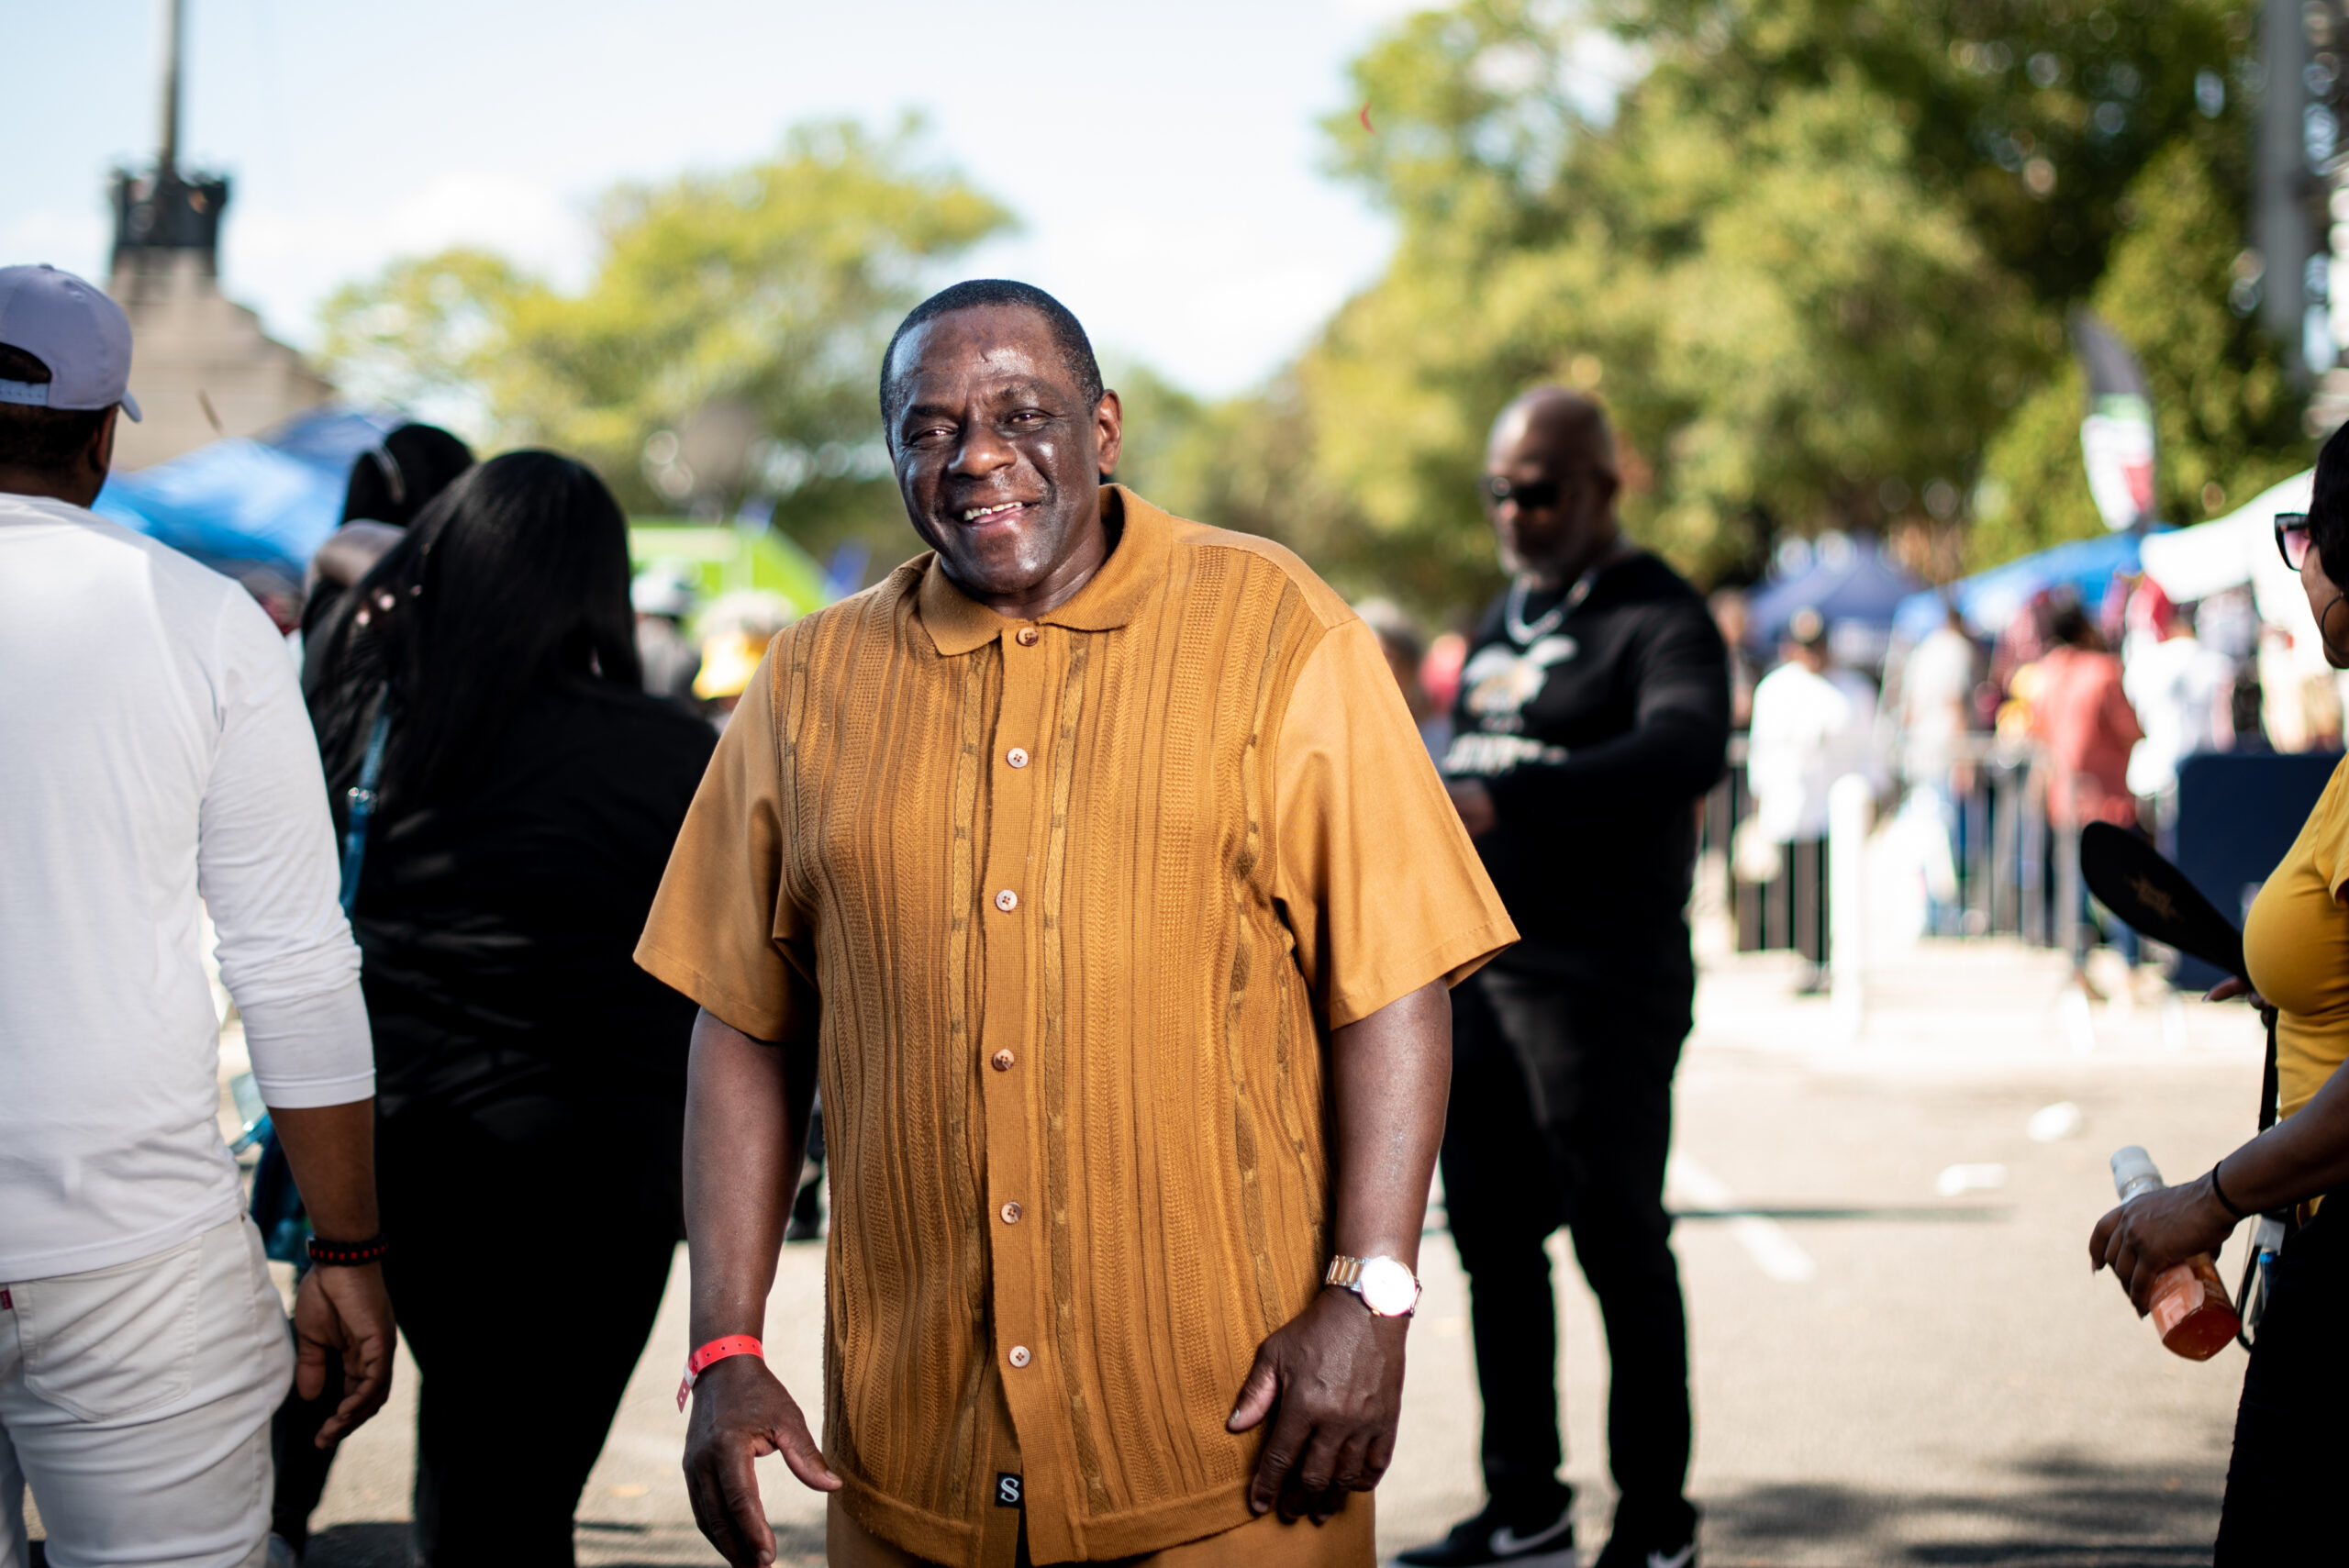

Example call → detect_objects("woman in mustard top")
2092 426 2349 1562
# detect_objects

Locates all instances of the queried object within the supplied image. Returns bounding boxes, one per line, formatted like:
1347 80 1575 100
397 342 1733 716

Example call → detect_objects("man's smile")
959 500 1029 523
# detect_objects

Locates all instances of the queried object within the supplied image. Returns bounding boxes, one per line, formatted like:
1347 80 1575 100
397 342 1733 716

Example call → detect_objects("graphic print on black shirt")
1443 551 1731 965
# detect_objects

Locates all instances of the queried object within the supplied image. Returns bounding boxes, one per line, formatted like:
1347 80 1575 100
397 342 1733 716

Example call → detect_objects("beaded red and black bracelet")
306 1234 390 1267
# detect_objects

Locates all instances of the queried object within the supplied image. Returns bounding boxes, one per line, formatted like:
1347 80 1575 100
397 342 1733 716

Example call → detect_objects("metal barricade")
1702 733 2059 952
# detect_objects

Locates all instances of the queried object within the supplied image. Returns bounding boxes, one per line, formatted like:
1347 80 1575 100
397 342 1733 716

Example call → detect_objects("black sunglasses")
1481 475 1564 510
2278 512 2311 572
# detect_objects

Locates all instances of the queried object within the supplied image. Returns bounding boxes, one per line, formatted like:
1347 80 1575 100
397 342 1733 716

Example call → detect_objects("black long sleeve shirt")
1442 550 1731 972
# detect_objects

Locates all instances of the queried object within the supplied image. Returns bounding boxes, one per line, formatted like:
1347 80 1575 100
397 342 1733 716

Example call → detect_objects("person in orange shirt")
2028 601 2143 984
640 281 1515 1568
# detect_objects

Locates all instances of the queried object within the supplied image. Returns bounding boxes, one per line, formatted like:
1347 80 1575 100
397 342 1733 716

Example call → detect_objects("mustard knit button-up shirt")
637 487 1514 1565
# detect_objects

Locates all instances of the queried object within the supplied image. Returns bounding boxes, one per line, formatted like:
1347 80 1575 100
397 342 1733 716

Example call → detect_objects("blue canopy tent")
93 406 397 581
1742 532 1924 667
1891 529 2148 644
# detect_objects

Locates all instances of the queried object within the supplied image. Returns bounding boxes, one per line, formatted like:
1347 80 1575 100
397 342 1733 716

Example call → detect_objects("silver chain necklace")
1506 570 1597 645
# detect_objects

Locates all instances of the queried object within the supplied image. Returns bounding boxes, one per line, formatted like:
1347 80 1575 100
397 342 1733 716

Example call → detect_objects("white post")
1829 773 1872 1043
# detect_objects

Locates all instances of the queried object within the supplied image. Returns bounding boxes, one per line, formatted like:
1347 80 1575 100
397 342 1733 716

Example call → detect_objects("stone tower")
106 0 331 471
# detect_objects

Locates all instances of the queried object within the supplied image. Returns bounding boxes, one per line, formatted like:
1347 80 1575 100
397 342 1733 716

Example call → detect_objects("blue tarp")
1891 528 2149 643
1745 533 1924 648
93 406 397 576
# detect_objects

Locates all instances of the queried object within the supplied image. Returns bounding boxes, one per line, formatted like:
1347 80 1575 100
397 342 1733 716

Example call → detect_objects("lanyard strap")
336 688 393 914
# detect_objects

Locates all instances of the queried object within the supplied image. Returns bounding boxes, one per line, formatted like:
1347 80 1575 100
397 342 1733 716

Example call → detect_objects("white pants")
1 1218 290 1568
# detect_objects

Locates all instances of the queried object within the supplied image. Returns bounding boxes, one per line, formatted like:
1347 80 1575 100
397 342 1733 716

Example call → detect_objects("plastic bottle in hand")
2110 1145 2241 1362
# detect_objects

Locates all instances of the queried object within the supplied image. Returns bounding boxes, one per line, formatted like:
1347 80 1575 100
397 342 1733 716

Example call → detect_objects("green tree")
318 119 1011 564
1974 132 2305 564
1152 0 2288 615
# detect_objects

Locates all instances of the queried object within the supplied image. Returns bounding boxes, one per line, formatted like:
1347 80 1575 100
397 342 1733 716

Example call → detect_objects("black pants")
1441 961 1694 1525
383 1089 681 1567
2214 1191 2349 1562
1783 837 1829 968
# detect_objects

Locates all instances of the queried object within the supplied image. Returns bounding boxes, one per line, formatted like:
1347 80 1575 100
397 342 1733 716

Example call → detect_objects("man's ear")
87 406 119 485
1594 467 1622 512
1094 389 1124 479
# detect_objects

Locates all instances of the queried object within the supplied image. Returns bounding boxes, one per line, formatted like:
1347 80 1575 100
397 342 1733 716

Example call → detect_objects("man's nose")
949 426 1016 477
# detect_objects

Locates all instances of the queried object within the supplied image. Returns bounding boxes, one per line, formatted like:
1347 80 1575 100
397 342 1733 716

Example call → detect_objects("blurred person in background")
302 452 717 1564
2123 592 2233 840
277 424 480 1545
0 264 393 1564
632 565 705 711
1988 591 2057 728
1897 600 1979 936
1707 587 1756 730
2030 600 2143 991
1421 629 1469 759
1412 387 1727 1568
1356 596 1444 760
690 588 798 728
1745 606 1881 993
299 423 473 689
2089 445 2349 1562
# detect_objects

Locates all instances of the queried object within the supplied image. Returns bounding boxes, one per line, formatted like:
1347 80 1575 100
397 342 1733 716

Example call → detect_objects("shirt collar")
916 484 1170 656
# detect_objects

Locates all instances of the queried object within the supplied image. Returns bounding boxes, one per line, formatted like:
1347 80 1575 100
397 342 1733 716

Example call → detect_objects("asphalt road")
43 941 2262 1568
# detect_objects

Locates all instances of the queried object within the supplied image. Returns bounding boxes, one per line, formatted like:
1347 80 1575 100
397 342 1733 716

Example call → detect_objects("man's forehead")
896 309 1063 395
1487 399 1609 472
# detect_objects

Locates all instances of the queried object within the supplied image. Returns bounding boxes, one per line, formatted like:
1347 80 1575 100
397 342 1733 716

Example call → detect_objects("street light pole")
156 0 183 178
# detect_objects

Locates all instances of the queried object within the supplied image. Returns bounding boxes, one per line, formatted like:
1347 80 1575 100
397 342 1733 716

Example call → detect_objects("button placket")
975 618 1064 1505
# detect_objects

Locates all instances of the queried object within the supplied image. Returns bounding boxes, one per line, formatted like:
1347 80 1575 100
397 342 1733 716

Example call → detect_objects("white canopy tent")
2140 469 2323 673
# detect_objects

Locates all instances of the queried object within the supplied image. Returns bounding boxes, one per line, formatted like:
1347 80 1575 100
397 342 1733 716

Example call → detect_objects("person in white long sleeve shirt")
0 265 394 1568
1746 606 1883 991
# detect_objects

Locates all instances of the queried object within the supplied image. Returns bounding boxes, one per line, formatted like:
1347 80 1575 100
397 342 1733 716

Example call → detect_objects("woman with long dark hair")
299 422 474 692
305 451 716 1564
2094 419 2349 1561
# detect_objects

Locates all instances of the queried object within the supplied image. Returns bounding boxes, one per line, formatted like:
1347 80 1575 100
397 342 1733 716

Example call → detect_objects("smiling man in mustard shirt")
639 280 1515 1568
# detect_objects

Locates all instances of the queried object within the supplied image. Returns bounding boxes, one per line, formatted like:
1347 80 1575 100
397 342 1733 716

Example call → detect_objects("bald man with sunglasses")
1400 388 1729 1568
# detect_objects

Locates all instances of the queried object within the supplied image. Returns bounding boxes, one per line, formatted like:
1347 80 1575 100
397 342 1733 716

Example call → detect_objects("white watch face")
1356 1256 1418 1316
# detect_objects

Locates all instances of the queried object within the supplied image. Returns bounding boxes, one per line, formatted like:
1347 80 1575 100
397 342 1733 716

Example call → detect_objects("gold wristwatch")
1325 1254 1421 1317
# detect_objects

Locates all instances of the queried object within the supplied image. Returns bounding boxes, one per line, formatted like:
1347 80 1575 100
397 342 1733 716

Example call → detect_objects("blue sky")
6 0 1425 396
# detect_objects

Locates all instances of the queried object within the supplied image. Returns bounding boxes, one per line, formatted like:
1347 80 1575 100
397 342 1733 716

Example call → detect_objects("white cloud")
218 169 592 350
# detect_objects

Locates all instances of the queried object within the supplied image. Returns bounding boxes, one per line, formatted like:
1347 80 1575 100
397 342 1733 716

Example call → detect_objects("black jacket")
1443 550 1731 970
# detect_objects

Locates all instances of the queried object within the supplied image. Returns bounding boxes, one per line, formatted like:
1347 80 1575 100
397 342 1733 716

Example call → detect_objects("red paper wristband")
677 1335 764 1411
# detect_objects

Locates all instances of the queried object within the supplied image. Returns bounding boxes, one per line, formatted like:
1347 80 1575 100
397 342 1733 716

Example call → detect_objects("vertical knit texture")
781 517 1324 1557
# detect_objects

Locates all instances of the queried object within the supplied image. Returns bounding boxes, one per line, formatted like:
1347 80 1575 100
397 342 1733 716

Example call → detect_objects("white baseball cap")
0 265 142 421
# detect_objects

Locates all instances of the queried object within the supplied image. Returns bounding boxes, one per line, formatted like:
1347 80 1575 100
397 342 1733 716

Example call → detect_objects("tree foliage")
318 120 1010 562
1973 132 2306 563
1140 0 2299 617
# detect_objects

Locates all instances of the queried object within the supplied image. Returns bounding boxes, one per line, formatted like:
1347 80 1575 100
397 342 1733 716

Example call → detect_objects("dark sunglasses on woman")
2277 512 2311 572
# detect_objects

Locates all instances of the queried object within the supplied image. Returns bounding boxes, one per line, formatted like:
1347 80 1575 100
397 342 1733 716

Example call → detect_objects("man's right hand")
684 1353 841 1567
291 1262 395 1446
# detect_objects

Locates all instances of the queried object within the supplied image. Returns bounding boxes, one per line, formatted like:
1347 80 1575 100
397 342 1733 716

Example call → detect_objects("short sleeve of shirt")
1275 618 1517 1029
2312 758 2349 904
635 642 817 1041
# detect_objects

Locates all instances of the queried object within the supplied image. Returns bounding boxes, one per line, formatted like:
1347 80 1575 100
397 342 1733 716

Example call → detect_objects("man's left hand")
1446 779 1497 837
1228 1287 1408 1523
